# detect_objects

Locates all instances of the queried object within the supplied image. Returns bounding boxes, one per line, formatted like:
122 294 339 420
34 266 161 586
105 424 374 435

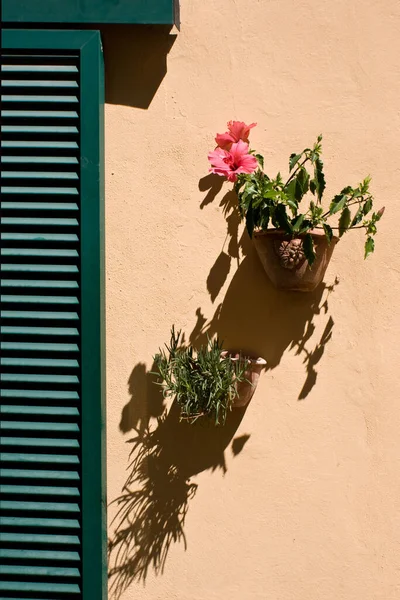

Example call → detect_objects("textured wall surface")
105 1 400 598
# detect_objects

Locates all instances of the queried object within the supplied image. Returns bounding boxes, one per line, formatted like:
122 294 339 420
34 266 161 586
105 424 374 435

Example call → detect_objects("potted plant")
153 327 266 425
208 121 385 291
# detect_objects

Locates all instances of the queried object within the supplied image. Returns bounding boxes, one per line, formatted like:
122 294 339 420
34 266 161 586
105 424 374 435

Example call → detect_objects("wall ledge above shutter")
3 0 179 26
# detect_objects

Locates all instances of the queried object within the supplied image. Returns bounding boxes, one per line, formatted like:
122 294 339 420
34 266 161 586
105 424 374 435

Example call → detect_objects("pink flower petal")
215 132 235 150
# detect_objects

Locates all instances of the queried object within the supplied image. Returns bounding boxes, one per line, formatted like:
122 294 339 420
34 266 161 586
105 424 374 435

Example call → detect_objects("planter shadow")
190 243 338 400
108 366 249 596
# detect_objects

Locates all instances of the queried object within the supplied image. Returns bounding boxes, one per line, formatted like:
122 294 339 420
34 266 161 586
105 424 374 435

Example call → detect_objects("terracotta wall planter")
221 352 267 408
253 229 339 292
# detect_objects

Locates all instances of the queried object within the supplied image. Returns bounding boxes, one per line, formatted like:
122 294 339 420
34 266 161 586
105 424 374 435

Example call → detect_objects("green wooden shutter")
3 0 179 25
0 30 105 599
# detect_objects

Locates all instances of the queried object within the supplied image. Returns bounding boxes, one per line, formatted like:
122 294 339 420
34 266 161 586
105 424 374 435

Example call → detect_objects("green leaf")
364 236 375 259
274 204 293 234
350 205 363 227
339 206 351 237
323 223 333 244
287 198 298 214
329 194 347 214
340 186 353 195
246 201 255 238
260 207 270 230
310 157 325 202
255 154 264 169
295 167 310 201
303 233 316 266
289 153 302 171
360 176 371 194
363 198 373 215
292 214 305 233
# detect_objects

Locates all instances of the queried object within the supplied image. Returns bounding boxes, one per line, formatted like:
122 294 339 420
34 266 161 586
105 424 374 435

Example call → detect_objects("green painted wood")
1 248 79 256
0 373 79 384
1 279 79 288
1 233 78 242
0 437 80 448
2 65 79 73
2 30 105 600
2 110 78 117
0 549 80 560
2 174 79 181
1 565 79 578
3 0 178 24
1 265 79 273
0 389 79 399
1 94 79 103
1 405 79 415
79 30 107 600
0 584 80 595
0 532 80 544
1 358 79 368
2 155 79 164
2 220 78 230
1 326 79 335
0 453 79 464
3 80 78 88
1 310 79 319
2 141 79 148
0 486 79 497
0 517 80 528
3 128 78 136
2 191 78 198
0 421 79 432
1 501 79 512
1 297 79 305
0 342 79 352
0 468 80 480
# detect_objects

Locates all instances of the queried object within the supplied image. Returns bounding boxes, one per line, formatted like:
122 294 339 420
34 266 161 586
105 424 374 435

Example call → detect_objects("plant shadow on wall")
198 173 339 401
108 362 250 597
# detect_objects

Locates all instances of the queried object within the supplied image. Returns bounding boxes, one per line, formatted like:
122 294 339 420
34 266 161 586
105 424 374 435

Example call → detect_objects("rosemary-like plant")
153 327 247 426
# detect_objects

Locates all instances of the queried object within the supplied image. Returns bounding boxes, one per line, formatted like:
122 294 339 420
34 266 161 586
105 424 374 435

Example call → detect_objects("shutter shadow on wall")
0 30 105 600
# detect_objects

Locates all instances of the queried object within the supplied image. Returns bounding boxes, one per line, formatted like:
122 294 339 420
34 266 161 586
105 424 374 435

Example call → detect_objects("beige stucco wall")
105 1 400 598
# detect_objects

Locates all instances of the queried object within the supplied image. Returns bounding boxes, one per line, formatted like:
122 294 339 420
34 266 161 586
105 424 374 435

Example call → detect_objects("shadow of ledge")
102 24 177 109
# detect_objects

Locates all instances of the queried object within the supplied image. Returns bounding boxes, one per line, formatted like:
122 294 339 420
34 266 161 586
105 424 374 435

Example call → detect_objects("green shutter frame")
0 30 106 599
3 0 179 25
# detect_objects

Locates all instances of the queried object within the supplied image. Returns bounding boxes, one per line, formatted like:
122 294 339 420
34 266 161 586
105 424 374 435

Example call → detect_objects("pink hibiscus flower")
208 140 258 182
215 120 257 150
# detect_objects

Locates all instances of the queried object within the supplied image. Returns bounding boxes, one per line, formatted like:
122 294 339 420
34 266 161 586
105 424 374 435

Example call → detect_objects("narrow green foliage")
329 194 347 214
153 327 247 426
365 236 375 259
351 205 364 227
273 204 293 234
339 206 351 237
246 200 255 238
292 214 305 233
256 154 264 169
310 157 326 202
363 198 373 215
323 223 333 244
289 152 302 171
303 233 316 266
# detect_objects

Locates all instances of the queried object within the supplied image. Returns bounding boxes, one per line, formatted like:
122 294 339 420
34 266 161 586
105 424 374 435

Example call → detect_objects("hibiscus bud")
377 206 385 219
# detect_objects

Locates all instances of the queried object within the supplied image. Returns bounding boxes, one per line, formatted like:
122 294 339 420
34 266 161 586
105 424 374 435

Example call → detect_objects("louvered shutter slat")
1 51 83 599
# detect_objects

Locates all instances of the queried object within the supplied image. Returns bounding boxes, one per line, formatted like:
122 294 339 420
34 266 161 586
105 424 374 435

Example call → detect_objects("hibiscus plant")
208 122 385 265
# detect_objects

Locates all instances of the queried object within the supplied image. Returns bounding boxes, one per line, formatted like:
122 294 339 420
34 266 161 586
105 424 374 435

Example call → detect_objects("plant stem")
314 225 367 230
284 157 309 188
